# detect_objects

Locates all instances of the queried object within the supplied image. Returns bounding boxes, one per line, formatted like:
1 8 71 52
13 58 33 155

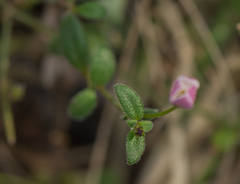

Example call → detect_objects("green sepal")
126 130 145 165
126 120 137 129
90 47 116 85
114 84 144 121
60 14 88 71
138 121 153 132
75 2 107 20
68 89 97 121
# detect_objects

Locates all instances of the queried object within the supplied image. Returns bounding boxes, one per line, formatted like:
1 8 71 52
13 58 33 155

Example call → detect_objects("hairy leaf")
126 120 137 129
114 84 144 120
126 130 145 165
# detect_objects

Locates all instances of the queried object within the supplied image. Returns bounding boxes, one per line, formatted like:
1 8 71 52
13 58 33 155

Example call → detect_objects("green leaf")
126 130 145 165
138 121 153 132
114 84 144 120
90 47 116 85
68 89 97 120
60 14 88 71
75 2 107 20
126 120 137 129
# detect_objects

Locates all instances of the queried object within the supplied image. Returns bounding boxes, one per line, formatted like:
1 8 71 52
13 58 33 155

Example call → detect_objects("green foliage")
212 128 238 151
85 24 107 57
126 120 137 129
75 2 107 20
68 89 97 120
126 130 145 165
143 108 159 114
90 47 116 85
60 14 88 71
138 121 153 132
56 171 83 184
143 108 159 120
197 153 223 183
9 84 25 102
114 84 144 121
100 168 120 184
49 35 63 55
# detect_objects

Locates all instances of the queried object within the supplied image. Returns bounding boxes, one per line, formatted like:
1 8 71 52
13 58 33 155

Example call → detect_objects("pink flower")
169 75 200 109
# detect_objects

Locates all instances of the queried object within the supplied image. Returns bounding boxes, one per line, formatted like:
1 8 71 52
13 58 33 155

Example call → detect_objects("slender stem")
97 86 122 110
14 8 54 38
0 7 16 145
143 106 178 119
0 0 54 38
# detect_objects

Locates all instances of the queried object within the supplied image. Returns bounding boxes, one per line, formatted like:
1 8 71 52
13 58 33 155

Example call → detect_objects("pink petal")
170 80 181 96
188 86 197 101
172 96 193 109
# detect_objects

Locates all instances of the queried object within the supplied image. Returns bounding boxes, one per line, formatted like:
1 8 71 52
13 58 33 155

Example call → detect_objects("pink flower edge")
169 75 200 109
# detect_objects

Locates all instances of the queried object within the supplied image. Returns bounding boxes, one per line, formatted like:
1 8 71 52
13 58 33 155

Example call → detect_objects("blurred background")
0 0 240 184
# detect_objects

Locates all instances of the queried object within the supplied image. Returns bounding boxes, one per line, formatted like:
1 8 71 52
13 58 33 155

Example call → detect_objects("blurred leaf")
126 130 145 165
100 168 120 184
114 84 144 120
48 35 63 55
212 128 238 151
68 89 97 120
100 0 127 25
85 24 107 57
211 23 231 46
9 84 25 102
90 47 116 85
210 1 239 47
57 171 83 184
33 171 52 184
0 172 35 184
197 153 223 183
60 14 88 71
231 0 240 16
126 120 137 129
75 2 107 20
138 121 153 132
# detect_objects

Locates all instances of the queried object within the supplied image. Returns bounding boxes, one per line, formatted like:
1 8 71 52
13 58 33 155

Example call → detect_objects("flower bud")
169 75 200 109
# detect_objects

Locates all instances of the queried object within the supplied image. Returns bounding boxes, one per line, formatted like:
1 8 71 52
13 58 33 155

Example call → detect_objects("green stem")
97 86 121 110
143 106 178 119
0 7 16 145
